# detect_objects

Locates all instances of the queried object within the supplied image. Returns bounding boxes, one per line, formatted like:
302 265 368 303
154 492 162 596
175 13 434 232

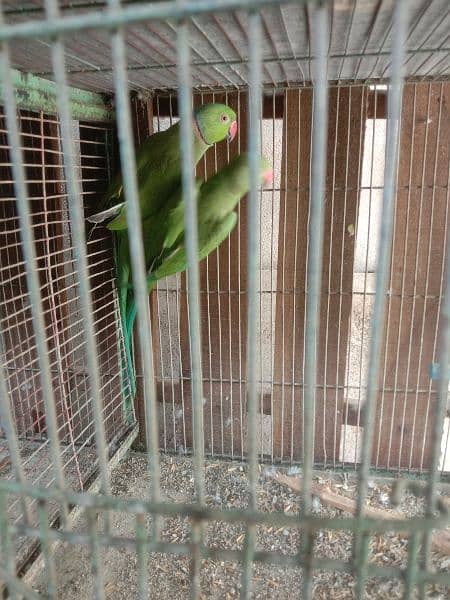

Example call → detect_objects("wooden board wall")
373 82 450 469
272 87 367 464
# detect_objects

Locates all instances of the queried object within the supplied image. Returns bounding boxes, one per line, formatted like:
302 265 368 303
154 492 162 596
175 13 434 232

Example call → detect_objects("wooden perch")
273 472 450 556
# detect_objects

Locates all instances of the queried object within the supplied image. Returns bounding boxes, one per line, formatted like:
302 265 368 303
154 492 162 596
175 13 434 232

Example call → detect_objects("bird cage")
0 0 449 598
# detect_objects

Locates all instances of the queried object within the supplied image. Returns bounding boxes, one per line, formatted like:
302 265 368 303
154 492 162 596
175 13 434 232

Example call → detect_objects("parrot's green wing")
97 127 179 215
125 212 238 339
106 127 185 230
162 179 203 251
157 211 238 280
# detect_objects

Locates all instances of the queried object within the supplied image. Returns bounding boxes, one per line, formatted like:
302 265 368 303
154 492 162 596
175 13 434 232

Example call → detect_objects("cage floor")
0 438 98 567
26 454 449 599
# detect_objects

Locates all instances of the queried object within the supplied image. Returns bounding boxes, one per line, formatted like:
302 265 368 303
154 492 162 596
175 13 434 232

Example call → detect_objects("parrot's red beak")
227 120 237 143
263 168 274 187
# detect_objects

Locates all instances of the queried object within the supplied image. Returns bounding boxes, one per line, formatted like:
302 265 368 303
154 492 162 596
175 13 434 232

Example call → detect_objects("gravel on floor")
28 453 450 599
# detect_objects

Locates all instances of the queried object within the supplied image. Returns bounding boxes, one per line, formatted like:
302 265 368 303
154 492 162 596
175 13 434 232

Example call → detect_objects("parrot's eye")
221 114 229 122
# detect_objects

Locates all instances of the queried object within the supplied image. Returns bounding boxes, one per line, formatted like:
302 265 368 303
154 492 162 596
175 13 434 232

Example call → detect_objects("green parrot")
87 103 237 419
124 153 274 341
88 103 238 230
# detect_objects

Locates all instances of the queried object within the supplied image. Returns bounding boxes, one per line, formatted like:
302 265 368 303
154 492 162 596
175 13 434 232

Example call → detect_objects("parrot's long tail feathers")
125 276 156 346
126 302 137 347
87 202 125 224
114 232 136 421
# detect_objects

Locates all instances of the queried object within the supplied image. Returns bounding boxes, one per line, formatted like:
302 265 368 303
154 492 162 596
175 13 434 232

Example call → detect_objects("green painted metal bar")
3 517 450 586
354 1 408 597
87 509 106 600
135 513 148 600
32 46 450 80
176 14 205 508
0 491 17 600
0 68 113 121
106 0 161 539
241 10 262 599
176 15 205 600
0 0 312 42
2 478 448 536
300 4 330 599
0 567 42 600
404 532 421 598
37 500 57 600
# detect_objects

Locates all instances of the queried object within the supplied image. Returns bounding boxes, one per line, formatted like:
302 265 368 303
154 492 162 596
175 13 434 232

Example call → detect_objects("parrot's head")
193 103 237 146
224 153 273 194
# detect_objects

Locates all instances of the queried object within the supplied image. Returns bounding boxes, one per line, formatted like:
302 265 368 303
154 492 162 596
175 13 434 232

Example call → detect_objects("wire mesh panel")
0 1 449 599
0 107 134 567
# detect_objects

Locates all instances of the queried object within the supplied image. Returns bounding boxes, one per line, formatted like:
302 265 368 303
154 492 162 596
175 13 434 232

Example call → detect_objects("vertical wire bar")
37 499 57 600
0 333 31 524
154 98 168 452
87 509 105 600
107 0 161 534
337 86 358 468
419 179 450 598
237 92 244 460
280 89 288 461
202 98 214 458
301 85 313 468
240 11 262 600
44 0 111 524
225 89 235 459
237 91 244 459
269 89 276 463
324 86 340 467
300 6 329 599
0 22 68 525
0 490 16 600
164 96 177 451
213 95 225 456
259 110 263 459
354 1 407 597
176 13 204 600
290 89 301 464
135 513 148 600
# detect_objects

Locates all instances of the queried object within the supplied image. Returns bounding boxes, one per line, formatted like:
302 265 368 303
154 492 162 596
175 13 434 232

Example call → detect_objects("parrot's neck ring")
193 114 211 146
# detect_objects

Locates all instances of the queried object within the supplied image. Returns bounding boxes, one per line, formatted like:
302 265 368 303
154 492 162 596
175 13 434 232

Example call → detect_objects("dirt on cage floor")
28 453 449 599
